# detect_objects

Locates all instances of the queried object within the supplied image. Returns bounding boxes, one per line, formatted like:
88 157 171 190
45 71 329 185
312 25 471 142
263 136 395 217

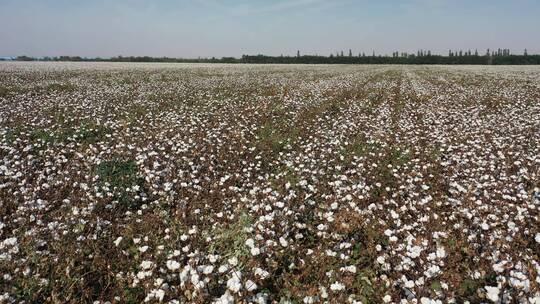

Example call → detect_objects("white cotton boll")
383 295 392 303
341 265 356 273
140 261 153 270
209 254 218 263
493 261 506 273
191 273 200 286
166 260 180 271
245 280 258 291
320 286 328 299
485 286 500 302
137 270 152 280
254 268 269 279
245 238 255 248
420 298 433 304
227 273 242 293
330 282 345 291
144 289 165 303
114 237 123 247
180 268 190 283
535 233 540 244
279 237 289 247
250 247 261 256
408 246 423 258
252 292 268 304
228 257 238 266
227 278 242 292
425 265 441 278
528 295 540 304
219 265 229 273
213 291 234 304
436 247 446 258
203 265 214 274
139 246 149 253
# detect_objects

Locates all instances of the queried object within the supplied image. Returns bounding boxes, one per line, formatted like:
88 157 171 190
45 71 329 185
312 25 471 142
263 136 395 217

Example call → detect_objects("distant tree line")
10 49 540 65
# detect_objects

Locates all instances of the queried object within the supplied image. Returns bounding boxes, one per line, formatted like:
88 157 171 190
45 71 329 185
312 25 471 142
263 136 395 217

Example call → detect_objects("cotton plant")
0 62 539 303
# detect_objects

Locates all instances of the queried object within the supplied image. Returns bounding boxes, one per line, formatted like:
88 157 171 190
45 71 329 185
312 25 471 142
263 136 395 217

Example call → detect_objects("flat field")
0 62 539 303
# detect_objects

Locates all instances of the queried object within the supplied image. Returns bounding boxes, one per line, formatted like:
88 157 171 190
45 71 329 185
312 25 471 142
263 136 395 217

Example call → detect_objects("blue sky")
1 0 539 58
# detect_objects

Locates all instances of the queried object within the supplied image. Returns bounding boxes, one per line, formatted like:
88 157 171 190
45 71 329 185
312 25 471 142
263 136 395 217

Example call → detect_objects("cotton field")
0 62 539 303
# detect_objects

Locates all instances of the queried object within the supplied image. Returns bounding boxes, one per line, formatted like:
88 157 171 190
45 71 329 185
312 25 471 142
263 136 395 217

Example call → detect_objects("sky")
1 0 539 58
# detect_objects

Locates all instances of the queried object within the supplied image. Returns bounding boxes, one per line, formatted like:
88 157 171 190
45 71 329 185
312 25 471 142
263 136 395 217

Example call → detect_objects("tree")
14 49 540 65
349 49 352 57
16 55 34 61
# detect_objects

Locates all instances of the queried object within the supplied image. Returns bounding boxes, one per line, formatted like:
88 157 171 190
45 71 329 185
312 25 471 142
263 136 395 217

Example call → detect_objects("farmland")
0 62 539 303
